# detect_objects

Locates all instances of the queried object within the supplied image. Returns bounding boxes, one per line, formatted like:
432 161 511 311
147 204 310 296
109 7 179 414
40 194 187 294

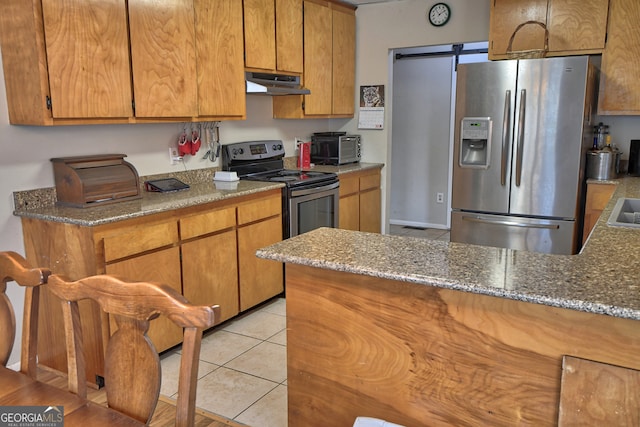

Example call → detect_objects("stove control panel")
223 140 285 162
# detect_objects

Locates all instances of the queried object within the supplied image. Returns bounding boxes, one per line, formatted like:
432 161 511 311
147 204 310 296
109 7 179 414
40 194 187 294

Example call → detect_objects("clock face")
429 3 450 27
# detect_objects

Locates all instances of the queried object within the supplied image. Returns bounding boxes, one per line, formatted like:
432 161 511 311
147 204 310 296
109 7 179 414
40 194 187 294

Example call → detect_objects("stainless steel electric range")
222 140 339 239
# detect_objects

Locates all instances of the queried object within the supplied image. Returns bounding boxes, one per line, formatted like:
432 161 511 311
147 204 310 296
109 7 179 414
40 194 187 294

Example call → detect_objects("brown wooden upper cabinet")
243 0 303 73
489 0 609 60
0 0 245 125
273 0 355 118
597 0 640 115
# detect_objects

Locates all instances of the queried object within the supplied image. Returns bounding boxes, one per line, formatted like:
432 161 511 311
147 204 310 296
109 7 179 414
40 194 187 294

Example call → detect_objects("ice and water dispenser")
459 117 491 168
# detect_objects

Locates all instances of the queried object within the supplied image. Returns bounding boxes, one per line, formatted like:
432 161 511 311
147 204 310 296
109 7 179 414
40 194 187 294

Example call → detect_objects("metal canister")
586 150 621 180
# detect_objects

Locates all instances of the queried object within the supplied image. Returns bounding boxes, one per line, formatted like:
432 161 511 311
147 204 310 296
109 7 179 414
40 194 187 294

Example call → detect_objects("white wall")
333 0 492 232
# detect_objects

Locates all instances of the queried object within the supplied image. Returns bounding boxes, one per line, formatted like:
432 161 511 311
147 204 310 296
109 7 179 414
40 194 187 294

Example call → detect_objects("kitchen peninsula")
257 177 640 426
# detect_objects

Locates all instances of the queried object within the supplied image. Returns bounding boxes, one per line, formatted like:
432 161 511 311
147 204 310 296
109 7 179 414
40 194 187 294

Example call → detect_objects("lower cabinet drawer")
180 206 236 240
237 195 281 225
103 221 178 262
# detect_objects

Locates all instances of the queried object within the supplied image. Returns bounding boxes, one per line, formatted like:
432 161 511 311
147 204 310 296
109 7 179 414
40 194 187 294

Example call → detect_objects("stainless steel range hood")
245 71 310 96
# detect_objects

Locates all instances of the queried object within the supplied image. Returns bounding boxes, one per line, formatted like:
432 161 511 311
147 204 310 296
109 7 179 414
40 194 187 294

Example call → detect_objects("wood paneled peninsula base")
257 225 640 426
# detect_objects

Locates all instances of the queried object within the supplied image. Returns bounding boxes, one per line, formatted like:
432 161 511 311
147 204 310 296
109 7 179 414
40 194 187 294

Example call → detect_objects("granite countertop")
12 162 383 227
13 167 285 226
258 176 640 321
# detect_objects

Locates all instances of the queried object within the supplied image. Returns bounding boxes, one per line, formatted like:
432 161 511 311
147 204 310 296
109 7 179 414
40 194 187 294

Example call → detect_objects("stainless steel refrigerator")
450 56 598 255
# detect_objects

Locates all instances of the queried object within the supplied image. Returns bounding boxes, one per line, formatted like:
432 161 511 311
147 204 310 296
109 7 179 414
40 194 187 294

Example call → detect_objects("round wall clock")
428 2 451 27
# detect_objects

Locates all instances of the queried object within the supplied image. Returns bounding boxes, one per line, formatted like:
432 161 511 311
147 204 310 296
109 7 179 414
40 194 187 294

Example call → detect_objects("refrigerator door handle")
461 215 560 230
501 90 511 186
515 89 526 187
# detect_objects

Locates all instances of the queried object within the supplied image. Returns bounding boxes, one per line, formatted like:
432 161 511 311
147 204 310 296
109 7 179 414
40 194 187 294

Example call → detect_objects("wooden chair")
0 251 50 377
46 273 219 427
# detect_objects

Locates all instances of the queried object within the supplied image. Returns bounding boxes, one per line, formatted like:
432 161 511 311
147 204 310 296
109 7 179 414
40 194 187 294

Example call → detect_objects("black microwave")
310 132 361 165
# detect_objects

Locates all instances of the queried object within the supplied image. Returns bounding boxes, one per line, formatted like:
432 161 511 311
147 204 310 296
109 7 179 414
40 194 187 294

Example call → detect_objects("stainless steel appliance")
451 56 598 255
629 140 640 176
310 132 361 165
223 140 339 238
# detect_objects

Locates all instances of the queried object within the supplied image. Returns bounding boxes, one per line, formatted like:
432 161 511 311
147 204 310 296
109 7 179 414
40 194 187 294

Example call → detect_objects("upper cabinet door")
244 0 303 73
244 0 277 70
598 0 640 115
332 6 355 116
303 1 332 115
195 0 246 118
489 0 547 57
276 0 303 73
128 0 197 118
547 0 608 52
41 0 132 119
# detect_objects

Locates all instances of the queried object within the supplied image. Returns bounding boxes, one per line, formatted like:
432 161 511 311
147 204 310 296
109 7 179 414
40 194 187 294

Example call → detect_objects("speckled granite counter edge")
258 245 638 320
257 175 640 321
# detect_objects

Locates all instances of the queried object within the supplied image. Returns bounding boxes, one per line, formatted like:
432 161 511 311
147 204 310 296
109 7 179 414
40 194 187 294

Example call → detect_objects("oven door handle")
289 181 340 197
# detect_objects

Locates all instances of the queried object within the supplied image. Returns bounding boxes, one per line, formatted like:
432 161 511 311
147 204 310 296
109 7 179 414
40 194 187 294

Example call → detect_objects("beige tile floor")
160 297 288 427
159 226 446 427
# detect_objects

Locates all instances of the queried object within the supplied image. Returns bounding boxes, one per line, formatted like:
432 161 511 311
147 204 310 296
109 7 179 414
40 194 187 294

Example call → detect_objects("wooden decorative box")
51 154 141 208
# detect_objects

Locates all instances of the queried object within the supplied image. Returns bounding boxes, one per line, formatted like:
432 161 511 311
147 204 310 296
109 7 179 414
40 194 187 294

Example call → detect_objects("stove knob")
272 144 277 150
238 148 244 154
277 144 283 150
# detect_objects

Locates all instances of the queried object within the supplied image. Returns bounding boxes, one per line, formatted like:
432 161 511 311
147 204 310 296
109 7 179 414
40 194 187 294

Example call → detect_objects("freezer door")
450 211 577 255
510 56 590 219
452 61 517 214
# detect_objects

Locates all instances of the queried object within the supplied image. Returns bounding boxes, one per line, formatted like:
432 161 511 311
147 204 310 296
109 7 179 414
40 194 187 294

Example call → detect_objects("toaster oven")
311 132 361 165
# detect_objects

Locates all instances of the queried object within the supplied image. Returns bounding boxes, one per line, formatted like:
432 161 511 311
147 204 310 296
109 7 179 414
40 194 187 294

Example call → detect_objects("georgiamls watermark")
0 406 63 427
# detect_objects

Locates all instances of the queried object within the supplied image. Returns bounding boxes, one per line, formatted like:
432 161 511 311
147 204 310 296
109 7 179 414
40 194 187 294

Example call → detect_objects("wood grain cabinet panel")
244 0 277 71
128 0 198 118
180 206 236 240
237 194 281 225
302 1 333 115
582 182 616 244
41 0 132 119
331 6 356 116
103 221 179 262
182 230 240 323
238 216 284 311
559 356 640 426
598 0 640 115
195 0 246 119
276 0 304 73
338 169 382 233
547 0 609 53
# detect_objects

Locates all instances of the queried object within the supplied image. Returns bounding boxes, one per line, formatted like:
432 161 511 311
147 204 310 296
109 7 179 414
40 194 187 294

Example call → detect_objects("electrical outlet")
436 192 444 204
169 147 182 165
